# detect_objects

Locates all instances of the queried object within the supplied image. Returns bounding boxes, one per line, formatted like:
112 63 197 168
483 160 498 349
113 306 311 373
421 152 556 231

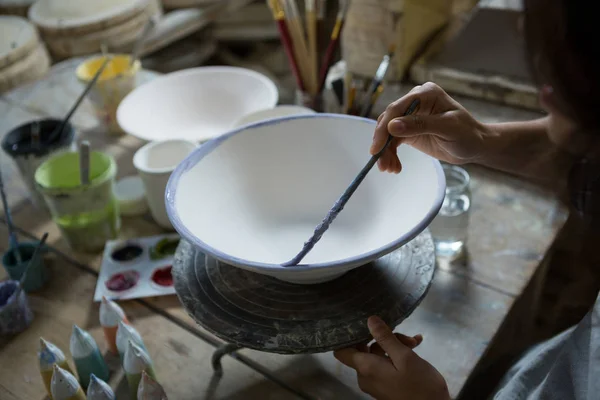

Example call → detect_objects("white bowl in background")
233 105 315 128
117 66 279 142
166 114 445 284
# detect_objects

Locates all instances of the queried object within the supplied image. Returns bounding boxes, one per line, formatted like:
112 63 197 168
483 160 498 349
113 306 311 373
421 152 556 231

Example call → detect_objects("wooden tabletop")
0 59 567 399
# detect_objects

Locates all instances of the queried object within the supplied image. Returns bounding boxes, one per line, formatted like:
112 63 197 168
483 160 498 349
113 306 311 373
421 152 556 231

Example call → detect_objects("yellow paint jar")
76 54 141 135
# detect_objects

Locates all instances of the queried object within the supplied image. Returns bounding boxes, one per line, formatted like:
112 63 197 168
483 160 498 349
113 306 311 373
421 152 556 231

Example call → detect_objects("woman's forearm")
479 117 574 187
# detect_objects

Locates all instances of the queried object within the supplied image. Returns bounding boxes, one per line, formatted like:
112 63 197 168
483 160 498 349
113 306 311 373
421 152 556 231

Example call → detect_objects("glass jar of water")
429 164 471 259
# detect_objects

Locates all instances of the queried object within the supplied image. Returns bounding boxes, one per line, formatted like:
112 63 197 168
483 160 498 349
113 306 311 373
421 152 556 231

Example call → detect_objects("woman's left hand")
334 316 450 400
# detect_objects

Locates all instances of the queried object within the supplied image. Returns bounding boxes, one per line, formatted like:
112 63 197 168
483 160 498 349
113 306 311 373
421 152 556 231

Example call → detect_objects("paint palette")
93 234 180 301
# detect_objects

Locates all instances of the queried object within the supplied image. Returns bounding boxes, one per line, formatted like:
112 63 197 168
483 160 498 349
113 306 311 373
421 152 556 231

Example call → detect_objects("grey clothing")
494 293 600 399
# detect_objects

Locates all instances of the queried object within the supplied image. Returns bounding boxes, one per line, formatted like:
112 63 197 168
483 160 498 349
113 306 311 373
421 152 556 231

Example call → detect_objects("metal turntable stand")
173 230 436 374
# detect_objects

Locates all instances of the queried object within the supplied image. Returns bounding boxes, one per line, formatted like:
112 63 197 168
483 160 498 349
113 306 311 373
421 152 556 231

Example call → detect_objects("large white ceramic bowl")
166 114 445 284
117 66 279 142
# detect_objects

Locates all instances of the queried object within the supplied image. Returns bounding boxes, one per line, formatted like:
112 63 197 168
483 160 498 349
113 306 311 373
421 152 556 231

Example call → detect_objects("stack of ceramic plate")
0 0 37 17
28 0 162 60
0 16 50 93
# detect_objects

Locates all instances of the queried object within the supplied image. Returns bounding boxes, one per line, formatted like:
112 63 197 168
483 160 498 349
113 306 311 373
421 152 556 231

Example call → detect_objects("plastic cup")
1 119 76 210
2 241 49 292
35 151 121 253
133 140 197 229
76 54 141 135
0 280 33 335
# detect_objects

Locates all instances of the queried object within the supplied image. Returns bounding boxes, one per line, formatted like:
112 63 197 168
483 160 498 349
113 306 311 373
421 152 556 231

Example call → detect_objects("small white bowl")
166 115 445 284
233 105 316 128
117 66 279 142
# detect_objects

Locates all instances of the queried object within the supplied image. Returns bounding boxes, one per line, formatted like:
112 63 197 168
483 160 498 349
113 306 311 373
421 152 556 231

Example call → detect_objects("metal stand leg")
211 343 243 376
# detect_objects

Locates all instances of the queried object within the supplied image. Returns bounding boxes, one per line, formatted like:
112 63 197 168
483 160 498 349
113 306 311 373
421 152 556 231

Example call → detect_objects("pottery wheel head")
173 231 435 354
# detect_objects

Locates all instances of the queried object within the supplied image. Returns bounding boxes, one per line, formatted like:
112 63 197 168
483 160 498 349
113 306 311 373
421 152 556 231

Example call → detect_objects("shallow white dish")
233 105 315 128
166 114 445 284
117 66 279 142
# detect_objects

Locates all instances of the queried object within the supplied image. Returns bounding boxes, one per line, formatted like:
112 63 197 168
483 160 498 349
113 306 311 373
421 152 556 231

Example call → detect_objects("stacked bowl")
0 0 36 17
0 15 50 93
28 0 162 60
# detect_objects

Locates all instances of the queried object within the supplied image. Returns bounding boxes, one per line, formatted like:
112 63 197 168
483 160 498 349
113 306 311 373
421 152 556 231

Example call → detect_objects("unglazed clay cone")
39 337 74 399
137 370 168 399
116 320 146 362
100 296 129 354
87 373 115 400
124 340 156 400
51 364 86 400
70 325 109 388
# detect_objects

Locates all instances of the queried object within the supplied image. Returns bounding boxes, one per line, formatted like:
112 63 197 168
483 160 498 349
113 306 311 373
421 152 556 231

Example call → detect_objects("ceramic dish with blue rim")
166 114 445 284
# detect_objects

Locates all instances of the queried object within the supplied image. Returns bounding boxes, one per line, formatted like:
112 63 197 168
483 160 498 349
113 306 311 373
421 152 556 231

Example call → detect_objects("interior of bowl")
168 115 445 268
117 67 279 142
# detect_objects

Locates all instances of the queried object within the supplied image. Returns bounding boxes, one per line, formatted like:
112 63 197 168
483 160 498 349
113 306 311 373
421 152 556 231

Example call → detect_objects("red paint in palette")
105 270 140 292
151 265 173 287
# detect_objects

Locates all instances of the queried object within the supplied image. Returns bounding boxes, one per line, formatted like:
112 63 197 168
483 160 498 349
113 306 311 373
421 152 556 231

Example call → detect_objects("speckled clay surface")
173 231 435 354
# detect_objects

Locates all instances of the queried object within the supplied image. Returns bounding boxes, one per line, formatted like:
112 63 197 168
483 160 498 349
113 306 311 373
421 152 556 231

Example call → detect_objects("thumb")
387 113 454 139
367 316 409 364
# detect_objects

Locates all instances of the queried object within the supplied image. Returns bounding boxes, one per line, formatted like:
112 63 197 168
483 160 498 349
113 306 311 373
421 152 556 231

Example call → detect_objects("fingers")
388 114 452 139
367 316 410 363
394 333 423 349
371 82 444 155
334 348 390 377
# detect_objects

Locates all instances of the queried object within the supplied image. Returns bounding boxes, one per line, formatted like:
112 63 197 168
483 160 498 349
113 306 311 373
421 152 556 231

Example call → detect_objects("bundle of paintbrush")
329 44 396 118
267 0 349 108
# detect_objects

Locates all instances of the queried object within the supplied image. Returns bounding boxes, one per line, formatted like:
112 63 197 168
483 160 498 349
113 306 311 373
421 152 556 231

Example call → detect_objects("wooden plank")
0 232 301 400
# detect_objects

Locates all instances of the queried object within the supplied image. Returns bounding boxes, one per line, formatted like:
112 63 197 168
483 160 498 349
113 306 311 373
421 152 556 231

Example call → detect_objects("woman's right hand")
372 82 492 173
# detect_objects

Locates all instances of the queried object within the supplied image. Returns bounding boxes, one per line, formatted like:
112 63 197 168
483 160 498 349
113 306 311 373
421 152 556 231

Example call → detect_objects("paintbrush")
317 0 348 93
305 0 318 92
79 141 91 186
48 57 111 143
362 84 385 118
282 98 421 267
282 0 313 94
0 164 21 264
268 0 304 91
359 45 395 117
14 232 48 295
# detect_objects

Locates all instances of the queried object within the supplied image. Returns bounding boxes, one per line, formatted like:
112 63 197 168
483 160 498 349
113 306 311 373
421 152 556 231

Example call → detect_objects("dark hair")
524 0 599 131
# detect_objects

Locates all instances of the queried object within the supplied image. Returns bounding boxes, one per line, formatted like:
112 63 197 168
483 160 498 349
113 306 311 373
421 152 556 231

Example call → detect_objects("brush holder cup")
35 151 120 253
76 54 141 136
2 241 49 292
1 118 76 211
0 280 33 335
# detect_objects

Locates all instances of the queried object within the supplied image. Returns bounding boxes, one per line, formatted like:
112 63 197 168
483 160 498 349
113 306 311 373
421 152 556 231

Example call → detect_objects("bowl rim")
165 113 446 271
116 66 280 142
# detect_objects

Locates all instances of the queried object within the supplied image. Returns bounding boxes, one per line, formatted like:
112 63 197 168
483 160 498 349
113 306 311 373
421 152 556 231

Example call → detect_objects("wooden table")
0 59 566 399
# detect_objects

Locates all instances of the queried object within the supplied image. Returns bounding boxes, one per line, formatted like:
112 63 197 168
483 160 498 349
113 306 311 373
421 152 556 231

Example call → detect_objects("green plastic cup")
34 151 121 253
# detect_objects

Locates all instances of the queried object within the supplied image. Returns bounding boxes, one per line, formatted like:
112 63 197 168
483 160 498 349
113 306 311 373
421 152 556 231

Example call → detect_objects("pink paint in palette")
93 234 180 302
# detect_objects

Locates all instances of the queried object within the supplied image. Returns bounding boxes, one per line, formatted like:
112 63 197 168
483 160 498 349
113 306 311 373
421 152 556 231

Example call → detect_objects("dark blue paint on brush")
282 99 421 267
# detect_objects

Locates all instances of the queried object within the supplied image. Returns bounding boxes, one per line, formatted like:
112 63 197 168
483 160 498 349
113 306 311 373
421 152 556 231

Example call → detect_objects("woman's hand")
334 316 450 400
372 82 492 173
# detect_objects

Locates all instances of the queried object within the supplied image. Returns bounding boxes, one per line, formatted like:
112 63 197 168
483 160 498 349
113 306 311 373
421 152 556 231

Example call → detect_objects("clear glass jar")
428 164 471 260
